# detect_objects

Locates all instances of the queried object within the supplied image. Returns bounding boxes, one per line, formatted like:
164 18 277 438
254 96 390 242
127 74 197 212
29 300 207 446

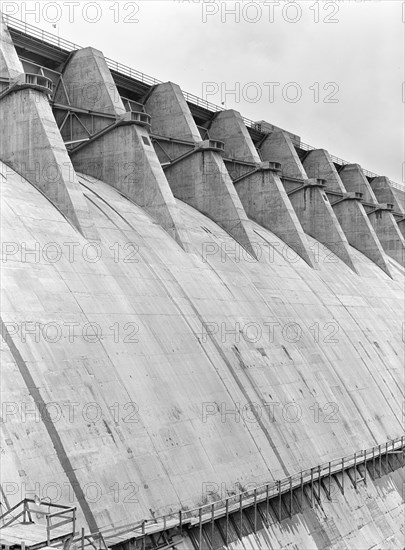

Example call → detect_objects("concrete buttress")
145 82 259 259
58 48 191 250
303 150 393 275
340 165 404 267
0 13 97 240
260 131 356 271
209 110 316 267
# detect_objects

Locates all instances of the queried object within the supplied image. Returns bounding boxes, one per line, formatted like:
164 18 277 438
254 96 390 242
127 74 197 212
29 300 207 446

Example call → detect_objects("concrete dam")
0 12 404 550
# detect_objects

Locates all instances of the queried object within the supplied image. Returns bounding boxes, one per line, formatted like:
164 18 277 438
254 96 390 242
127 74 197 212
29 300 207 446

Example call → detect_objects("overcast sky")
4 0 403 183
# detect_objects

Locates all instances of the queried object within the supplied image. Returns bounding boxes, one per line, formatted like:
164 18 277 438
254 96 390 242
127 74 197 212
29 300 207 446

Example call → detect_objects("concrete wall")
54 47 126 116
369 176 404 214
1 161 403 535
259 130 307 180
180 463 404 549
0 89 97 240
303 149 346 194
70 123 191 251
146 82 258 258
0 13 24 83
234 168 316 268
208 110 261 163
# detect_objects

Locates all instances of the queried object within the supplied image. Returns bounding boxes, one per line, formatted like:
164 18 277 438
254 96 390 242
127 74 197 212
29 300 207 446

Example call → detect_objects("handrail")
5 14 81 52
298 142 405 192
78 435 404 545
0 498 76 538
5 14 405 193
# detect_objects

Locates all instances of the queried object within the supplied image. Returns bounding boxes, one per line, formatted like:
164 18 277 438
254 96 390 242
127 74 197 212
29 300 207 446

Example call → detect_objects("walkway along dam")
0 13 404 550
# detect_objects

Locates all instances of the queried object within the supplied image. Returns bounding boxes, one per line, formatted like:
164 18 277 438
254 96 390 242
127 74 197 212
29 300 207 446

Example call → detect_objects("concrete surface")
1 15 404 549
146 82 258 258
180 464 404 549
1 160 404 537
303 150 392 275
367 209 405 267
0 14 24 86
339 164 378 207
0 88 97 240
370 176 404 214
288 183 356 272
303 149 346 194
234 168 316 268
259 130 307 180
56 47 190 249
70 123 192 251
340 165 405 266
332 197 392 276
54 47 126 116
208 110 261 163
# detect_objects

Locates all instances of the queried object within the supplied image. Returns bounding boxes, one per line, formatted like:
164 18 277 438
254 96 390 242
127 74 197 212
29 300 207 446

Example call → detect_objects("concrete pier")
259 129 307 180
0 15 97 239
303 150 392 275
208 110 315 267
367 206 405 267
146 83 258 258
70 120 191 250
303 148 346 193
54 47 126 116
340 165 404 266
234 164 316 267
332 195 392 275
0 13 23 90
287 180 357 271
1 13 405 549
339 164 378 206
57 49 191 249
208 109 261 163
260 132 356 270
369 176 404 213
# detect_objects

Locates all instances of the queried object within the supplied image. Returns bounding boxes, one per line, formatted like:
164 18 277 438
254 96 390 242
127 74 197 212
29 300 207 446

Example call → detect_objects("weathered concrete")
367 208 405 267
146 81 201 143
332 196 392 275
0 88 97 240
303 150 392 275
54 47 126 116
0 14 97 239
57 49 190 249
2 160 404 538
181 465 404 550
234 166 316 268
340 165 404 267
259 129 307 180
0 13 24 87
146 82 258 258
163 146 258 258
206 109 315 267
208 109 261 163
369 176 404 214
258 132 356 270
303 149 346 193
70 122 191 250
339 164 378 206
287 182 357 272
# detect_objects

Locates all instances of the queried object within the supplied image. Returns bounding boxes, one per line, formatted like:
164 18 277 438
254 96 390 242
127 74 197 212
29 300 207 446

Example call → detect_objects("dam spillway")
0 12 404 550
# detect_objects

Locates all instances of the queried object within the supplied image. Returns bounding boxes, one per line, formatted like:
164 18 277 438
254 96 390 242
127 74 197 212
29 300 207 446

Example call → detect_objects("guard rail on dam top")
4 14 405 194
68 436 404 548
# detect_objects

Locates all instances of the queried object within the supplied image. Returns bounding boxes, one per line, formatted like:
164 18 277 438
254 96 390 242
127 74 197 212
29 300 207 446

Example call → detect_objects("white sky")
3 0 404 183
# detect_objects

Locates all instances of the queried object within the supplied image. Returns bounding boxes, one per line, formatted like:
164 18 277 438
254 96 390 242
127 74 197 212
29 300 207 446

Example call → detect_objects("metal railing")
0 498 76 545
5 14 81 52
5 14 405 192
298 143 405 192
77 436 404 547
